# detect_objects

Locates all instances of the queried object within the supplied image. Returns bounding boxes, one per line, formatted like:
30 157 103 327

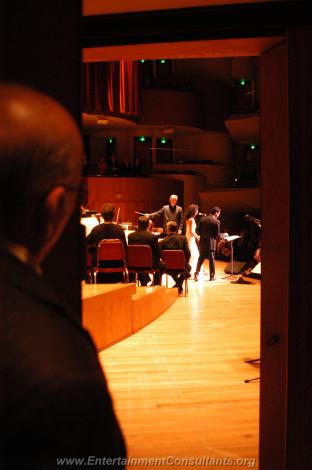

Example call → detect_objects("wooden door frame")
81 4 312 468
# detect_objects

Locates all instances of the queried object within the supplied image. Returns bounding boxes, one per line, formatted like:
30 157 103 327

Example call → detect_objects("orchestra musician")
86 203 127 282
128 216 165 286
86 204 126 249
159 221 191 294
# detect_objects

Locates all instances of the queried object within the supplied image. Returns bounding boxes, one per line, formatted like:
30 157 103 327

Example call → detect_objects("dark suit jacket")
86 222 127 248
86 222 127 266
196 214 220 251
0 250 126 469
159 234 191 269
127 230 162 269
150 205 183 233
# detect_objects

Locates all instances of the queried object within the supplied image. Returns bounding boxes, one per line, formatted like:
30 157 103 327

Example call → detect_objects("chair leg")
184 277 188 297
152 270 160 287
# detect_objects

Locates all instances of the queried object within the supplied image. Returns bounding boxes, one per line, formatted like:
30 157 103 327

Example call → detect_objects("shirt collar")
0 238 42 275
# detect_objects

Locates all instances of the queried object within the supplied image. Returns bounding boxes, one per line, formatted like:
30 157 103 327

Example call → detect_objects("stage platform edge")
82 283 178 351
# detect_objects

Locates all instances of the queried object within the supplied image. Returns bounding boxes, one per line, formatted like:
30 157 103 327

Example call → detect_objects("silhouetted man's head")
0 83 83 263
211 206 221 218
101 204 115 222
166 221 178 234
138 216 150 231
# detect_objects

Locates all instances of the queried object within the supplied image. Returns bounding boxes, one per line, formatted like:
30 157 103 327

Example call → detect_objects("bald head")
0 83 84 260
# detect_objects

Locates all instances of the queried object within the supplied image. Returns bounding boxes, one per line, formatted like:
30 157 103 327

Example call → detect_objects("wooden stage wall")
82 283 178 351
83 176 184 224
83 176 261 233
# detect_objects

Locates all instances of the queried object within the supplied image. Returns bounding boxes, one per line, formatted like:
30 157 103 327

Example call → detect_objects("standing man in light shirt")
145 194 184 235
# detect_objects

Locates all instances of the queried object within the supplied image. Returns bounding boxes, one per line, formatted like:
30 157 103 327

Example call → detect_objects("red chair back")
97 239 125 263
94 239 128 283
127 244 159 286
127 244 153 269
161 250 185 270
161 249 188 296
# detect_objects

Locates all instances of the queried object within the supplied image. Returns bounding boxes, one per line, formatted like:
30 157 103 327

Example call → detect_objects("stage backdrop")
83 176 184 225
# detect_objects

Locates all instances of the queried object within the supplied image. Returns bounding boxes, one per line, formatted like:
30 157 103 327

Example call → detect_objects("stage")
98 260 260 469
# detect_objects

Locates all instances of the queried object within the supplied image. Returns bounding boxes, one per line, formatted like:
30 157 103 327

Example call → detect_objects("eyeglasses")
63 184 81 193
63 183 87 206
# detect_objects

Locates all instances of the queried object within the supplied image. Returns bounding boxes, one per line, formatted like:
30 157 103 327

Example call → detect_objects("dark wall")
1 0 83 317
260 25 312 470
286 25 312 470
260 40 289 470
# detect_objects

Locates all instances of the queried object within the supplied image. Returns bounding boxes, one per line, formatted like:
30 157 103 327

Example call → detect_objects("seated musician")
86 203 127 282
159 221 191 294
128 216 165 286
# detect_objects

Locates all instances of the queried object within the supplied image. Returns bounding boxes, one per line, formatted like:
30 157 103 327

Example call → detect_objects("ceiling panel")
83 0 286 16
83 37 283 62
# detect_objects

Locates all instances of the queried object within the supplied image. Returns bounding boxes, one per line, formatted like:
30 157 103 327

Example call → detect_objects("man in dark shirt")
145 194 183 235
128 216 164 286
194 206 221 281
159 221 191 293
86 203 127 249
86 204 127 282
0 83 126 469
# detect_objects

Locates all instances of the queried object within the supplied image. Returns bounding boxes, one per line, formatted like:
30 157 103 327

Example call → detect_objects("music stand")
222 235 241 280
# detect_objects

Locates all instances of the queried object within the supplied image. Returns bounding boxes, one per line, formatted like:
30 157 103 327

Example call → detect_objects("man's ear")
36 186 67 263
45 186 67 239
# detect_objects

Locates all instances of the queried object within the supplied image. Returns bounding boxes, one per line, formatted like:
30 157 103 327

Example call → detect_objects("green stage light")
140 59 145 63
160 59 166 64
108 137 113 144
240 78 246 86
139 136 146 142
160 138 167 144
250 144 256 150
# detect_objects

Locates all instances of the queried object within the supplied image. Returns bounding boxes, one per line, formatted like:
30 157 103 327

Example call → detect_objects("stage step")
82 283 178 351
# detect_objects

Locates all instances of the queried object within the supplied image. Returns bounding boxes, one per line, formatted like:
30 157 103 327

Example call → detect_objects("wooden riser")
82 283 178 350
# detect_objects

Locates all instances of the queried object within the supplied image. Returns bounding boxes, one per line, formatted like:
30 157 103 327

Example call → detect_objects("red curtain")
82 61 139 117
119 60 138 115
107 62 114 113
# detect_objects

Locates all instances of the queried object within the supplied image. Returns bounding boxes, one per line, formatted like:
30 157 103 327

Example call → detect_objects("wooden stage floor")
99 260 260 470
